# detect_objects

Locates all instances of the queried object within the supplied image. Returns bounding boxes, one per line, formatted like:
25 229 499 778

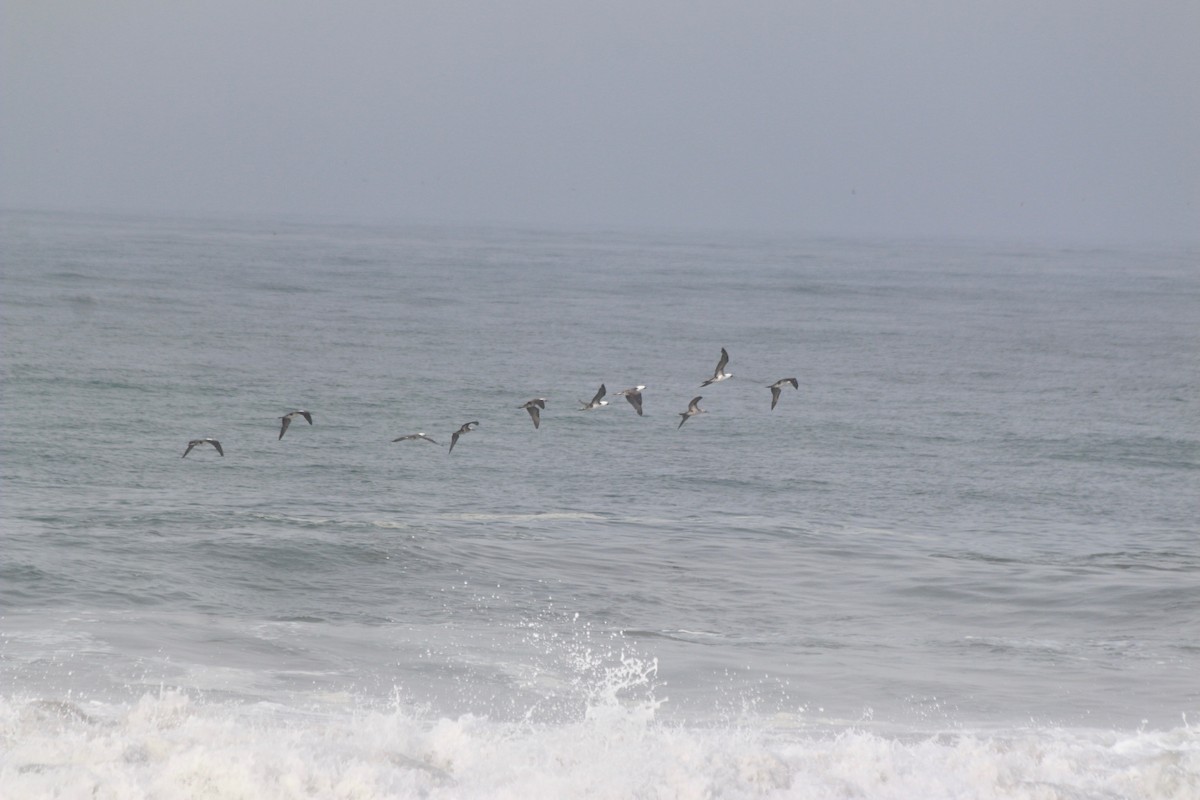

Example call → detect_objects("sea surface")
1 210 1198 798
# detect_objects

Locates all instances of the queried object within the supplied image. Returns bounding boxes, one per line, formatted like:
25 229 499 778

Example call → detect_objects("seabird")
392 433 441 445
768 378 799 410
677 396 706 429
182 438 223 458
579 384 609 410
613 385 645 416
701 348 732 386
449 421 479 453
278 410 313 440
519 398 546 429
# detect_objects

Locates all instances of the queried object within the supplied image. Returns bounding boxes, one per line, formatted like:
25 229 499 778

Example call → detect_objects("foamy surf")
2 691 1196 799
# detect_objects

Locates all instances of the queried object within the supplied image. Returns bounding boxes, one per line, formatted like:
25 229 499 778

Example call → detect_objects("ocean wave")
1 691 1195 799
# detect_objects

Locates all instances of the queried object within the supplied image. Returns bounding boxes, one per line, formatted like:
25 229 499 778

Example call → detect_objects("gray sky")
3 1 1197 242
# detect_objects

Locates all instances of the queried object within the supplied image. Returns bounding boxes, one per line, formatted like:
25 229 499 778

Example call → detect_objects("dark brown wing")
626 392 643 416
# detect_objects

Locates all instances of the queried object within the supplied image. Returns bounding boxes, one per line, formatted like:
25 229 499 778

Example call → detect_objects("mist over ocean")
2 210 1197 798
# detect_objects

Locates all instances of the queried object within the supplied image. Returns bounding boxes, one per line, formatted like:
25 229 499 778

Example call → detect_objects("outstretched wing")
279 416 291 440
209 439 224 456
626 392 643 416
590 384 606 405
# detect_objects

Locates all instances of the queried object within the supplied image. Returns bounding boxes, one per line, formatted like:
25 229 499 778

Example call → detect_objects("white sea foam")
2 691 1196 799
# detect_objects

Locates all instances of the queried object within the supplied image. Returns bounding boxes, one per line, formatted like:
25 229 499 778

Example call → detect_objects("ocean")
1 209 1197 798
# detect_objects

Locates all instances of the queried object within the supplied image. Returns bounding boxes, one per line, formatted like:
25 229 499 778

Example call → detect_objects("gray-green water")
3 211 1197 797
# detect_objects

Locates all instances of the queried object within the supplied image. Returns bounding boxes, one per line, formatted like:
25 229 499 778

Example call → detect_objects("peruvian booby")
278 410 313 440
449 421 479 453
393 433 441 445
182 438 223 458
701 348 732 386
519 398 546 429
768 378 799 410
677 397 706 429
613 386 645 416
580 384 609 410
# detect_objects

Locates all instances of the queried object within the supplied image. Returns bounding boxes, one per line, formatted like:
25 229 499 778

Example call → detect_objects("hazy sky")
3 1 1197 242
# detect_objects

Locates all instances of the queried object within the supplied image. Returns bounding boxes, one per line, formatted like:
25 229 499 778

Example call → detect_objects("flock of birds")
181 348 799 458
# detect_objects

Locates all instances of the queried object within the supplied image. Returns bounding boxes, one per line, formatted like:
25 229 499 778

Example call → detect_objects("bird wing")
182 442 195 458
279 416 291 439
527 405 541 428
300 410 313 425
715 348 729 374
770 385 782 409
209 439 224 456
591 384 606 405
449 431 460 452
689 396 703 413
627 392 643 416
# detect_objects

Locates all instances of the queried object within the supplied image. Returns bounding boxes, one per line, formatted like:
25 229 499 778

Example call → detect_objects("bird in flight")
701 348 732 386
519 398 546 429
677 397 706 429
613 385 645 416
182 438 223 458
768 378 799 410
449 421 479 453
580 384 609 410
278 410 313 440
392 433 441 445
